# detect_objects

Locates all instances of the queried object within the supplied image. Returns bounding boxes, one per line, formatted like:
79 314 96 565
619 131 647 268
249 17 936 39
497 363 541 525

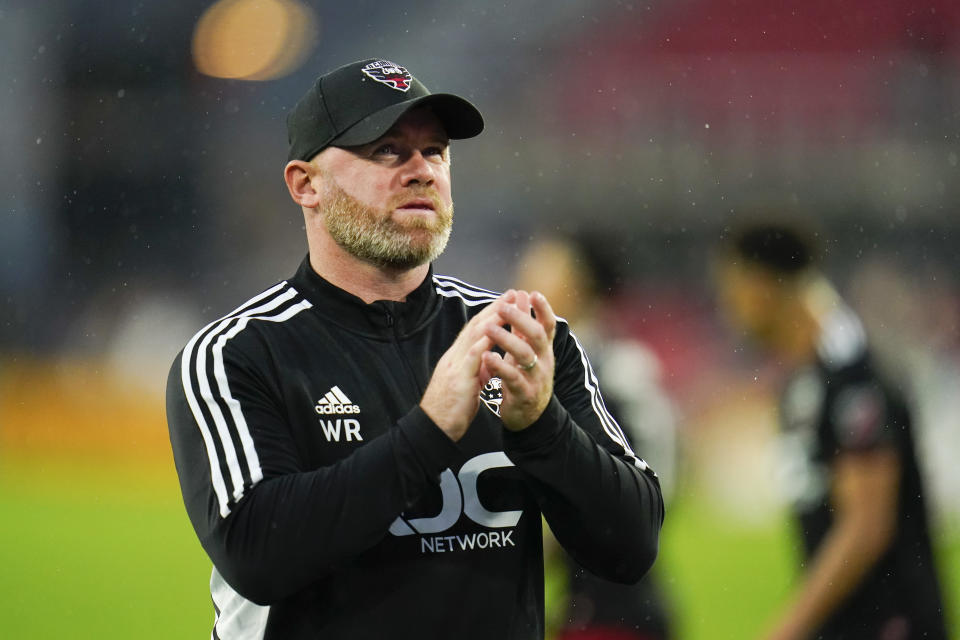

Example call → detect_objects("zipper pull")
384 311 394 328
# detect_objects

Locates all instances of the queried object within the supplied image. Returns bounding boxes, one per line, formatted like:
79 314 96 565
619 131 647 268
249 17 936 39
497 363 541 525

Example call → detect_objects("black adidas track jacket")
166 256 664 640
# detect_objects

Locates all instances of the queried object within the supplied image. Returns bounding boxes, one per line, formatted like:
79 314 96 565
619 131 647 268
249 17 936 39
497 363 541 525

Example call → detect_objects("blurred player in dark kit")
715 223 948 640
515 235 677 640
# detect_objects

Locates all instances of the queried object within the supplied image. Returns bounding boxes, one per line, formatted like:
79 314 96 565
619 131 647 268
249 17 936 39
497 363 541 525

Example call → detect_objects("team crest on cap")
361 60 413 92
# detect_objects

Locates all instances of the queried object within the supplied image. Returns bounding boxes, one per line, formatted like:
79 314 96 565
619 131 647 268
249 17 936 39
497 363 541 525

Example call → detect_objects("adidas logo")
314 385 361 415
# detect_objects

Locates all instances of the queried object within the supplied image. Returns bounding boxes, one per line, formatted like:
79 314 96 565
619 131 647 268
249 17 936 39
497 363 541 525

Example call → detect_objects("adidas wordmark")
314 385 361 415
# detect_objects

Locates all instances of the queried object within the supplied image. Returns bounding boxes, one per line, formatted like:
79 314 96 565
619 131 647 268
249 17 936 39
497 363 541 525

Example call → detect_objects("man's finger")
530 291 557 341
453 300 507 355
484 324 538 369
515 289 531 315
497 303 548 351
467 333 493 358
483 350 528 392
478 349 500 383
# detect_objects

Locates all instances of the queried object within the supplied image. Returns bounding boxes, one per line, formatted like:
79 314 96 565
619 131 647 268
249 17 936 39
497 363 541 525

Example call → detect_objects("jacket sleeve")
502 322 664 584
166 342 460 605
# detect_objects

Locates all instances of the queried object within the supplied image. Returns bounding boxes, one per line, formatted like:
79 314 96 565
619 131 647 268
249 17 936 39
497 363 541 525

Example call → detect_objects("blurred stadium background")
2 0 958 637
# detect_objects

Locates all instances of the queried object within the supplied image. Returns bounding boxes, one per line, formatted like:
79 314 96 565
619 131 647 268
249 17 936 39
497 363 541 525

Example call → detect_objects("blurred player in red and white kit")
715 223 948 640
516 235 677 640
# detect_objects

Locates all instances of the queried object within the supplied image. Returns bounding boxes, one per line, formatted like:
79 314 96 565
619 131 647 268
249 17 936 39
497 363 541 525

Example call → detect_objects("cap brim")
331 93 484 148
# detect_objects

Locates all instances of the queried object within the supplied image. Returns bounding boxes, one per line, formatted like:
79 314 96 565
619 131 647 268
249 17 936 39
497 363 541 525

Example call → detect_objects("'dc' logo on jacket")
388 452 521 536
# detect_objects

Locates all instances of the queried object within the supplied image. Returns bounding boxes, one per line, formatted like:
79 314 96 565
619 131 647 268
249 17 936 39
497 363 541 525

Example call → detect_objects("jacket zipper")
385 310 425 396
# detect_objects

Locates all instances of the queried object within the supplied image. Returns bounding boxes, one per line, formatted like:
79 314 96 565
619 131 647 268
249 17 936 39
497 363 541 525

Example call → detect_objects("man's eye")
373 144 397 156
424 146 446 158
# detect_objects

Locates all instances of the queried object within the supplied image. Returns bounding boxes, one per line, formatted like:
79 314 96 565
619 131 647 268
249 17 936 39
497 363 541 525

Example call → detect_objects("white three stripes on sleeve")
566 332 649 472
433 274 501 307
180 282 313 517
432 275 650 472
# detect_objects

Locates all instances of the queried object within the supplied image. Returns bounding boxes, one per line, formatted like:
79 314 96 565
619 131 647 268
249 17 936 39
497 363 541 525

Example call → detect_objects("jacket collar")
289 255 442 339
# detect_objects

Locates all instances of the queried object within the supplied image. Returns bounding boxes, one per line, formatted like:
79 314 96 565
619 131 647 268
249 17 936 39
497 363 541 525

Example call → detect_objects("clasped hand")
420 289 557 440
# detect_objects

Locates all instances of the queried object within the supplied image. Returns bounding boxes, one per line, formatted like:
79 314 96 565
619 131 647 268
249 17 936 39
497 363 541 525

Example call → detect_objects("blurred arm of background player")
762 449 899 640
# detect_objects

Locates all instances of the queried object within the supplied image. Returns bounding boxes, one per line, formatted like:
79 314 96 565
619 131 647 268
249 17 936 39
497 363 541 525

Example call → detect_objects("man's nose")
400 151 435 187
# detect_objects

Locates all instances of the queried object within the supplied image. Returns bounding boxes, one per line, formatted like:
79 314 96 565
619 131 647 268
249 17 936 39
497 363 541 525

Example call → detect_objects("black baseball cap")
286 58 484 162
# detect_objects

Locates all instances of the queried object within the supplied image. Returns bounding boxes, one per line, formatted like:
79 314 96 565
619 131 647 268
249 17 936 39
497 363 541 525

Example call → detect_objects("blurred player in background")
714 223 948 640
515 234 677 640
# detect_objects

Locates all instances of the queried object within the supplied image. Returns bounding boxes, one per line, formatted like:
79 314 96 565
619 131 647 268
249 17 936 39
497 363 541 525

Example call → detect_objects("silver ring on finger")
518 354 538 371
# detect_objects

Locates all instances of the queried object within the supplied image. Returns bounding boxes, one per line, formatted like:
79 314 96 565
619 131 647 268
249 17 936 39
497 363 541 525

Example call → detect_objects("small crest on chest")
480 377 503 416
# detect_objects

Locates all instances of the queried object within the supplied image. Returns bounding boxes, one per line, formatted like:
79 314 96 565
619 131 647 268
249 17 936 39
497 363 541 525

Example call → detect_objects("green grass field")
0 456 211 638
1 455 956 638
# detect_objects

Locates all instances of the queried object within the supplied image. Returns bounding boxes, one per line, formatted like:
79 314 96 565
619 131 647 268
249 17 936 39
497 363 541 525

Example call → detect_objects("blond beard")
320 179 453 270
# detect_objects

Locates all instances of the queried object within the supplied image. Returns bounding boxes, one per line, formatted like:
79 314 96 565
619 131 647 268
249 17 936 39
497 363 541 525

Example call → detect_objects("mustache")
386 188 446 212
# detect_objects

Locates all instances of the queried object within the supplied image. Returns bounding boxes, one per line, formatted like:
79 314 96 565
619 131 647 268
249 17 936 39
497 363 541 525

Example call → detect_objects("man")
715 223 948 640
166 59 663 639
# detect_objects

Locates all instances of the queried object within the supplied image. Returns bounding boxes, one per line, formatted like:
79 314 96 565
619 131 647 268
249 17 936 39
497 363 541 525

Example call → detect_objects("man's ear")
284 160 322 209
